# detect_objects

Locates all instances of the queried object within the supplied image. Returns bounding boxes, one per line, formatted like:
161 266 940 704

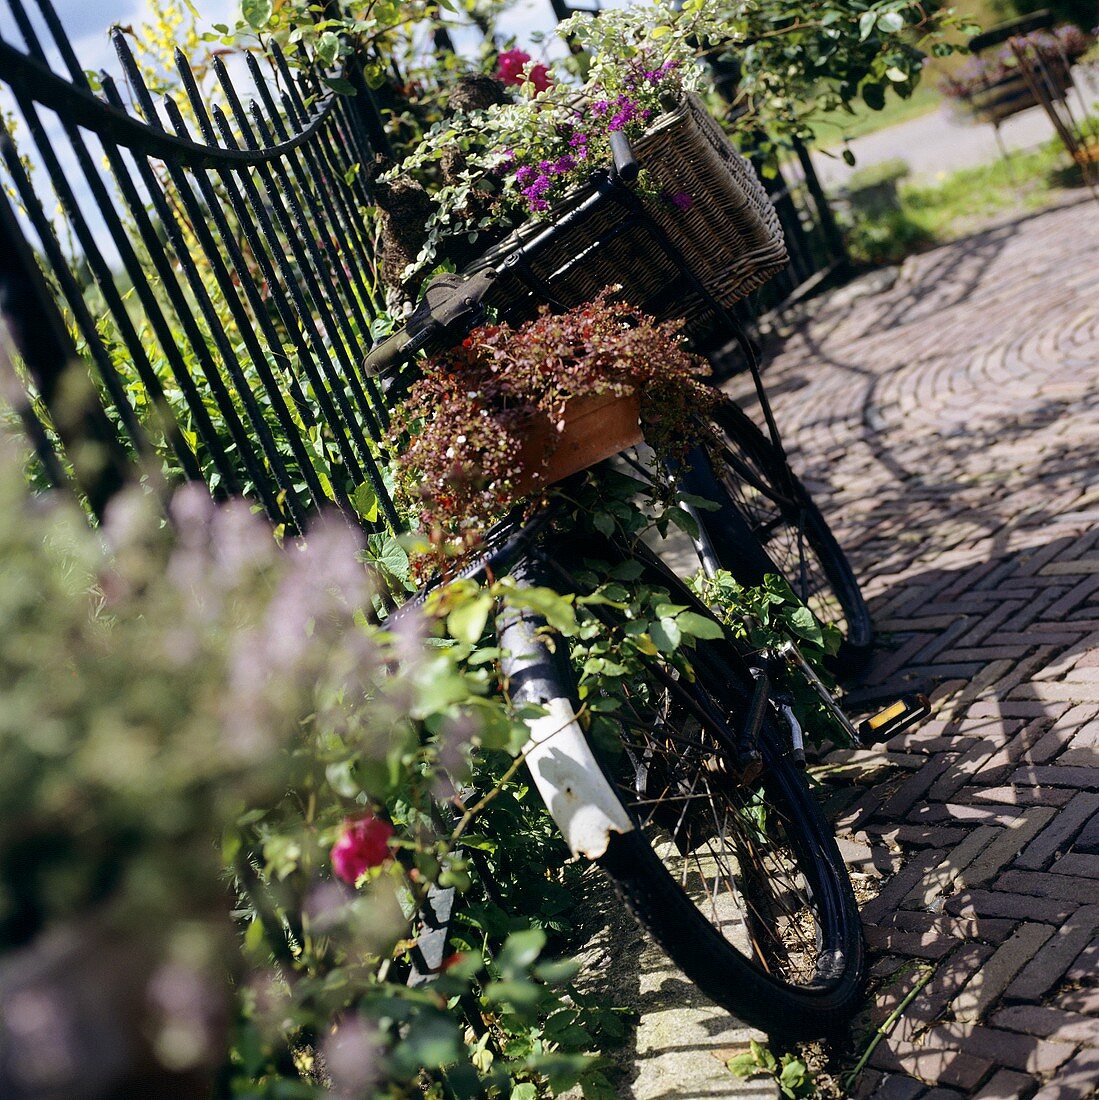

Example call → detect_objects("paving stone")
971 1067 1039 1099
1005 906 1099 1002
1048 853 1099 878
995 870 1099 904
951 923 1056 1023
1076 811 1099 855
1016 794 1099 869
1029 1047 1099 1100
1007 765 1099 790
909 943 996 1025
930 1022 1076 1074
991 1005 1099 1044
874 1074 926 1100
962 808 1059 887
868 1032 993 1090
946 890 1077 924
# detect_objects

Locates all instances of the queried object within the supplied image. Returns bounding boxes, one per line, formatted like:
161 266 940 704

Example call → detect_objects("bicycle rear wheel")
696 397 873 662
551 542 866 1037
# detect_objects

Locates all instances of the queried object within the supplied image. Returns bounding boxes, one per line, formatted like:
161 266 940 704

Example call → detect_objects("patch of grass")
900 138 1079 236
841 132 1090 265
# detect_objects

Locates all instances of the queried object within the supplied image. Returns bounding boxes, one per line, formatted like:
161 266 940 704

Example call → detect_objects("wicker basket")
467 94 787 342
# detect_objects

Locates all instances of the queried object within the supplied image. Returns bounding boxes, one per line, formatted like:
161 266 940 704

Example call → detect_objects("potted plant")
940 24 1094 123
389 289 717 556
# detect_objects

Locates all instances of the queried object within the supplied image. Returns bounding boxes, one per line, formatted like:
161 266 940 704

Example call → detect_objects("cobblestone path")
729 196 1099 1098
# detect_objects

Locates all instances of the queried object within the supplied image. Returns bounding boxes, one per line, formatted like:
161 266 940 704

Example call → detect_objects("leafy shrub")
0 424 628 1098
842 207 936 267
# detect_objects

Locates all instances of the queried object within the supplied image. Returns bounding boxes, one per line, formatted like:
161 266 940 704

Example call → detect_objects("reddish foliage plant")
390 290 717 551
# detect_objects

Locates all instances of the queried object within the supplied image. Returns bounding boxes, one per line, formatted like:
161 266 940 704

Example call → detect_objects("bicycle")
369 132 928 1037
370 131 873 668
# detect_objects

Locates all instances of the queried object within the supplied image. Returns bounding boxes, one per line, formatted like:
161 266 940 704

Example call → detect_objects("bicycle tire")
544 539 866 1038
692 396 873 664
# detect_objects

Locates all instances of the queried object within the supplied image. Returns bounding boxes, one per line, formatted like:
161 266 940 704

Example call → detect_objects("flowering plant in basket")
378 0 965 303
389 290 717 556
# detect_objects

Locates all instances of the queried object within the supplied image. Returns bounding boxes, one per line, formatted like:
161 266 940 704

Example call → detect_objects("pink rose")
496 48 531 84
496 49 552 92
527 62 551 93
330 815 395 884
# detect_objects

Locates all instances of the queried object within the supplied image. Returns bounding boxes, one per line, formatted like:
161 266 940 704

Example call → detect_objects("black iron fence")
0 0 848 526
0 0 399 531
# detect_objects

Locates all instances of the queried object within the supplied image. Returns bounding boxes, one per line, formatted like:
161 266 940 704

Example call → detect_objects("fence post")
792 137 849 274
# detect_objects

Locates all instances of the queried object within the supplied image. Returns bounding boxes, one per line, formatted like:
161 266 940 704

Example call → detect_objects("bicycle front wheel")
554 542 866 1037
700 397 873 661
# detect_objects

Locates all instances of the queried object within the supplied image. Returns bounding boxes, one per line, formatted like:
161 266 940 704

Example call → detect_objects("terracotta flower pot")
514 391 643 496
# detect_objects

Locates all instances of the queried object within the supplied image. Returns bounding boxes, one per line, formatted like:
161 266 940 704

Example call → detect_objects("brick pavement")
734 197 1099 1098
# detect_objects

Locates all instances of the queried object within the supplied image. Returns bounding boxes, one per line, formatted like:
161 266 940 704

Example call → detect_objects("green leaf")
241 0 272 30
498 927 546 976
878 10 905 33
858 10 878 38
727 1052 759 1076
593 511 615 537
448 593 493 645
511 1085 538 1100
677 611 725 640
787 605 823 646
324 75 357 96
316 30 339 66
352 480 379 522
651 616 682 653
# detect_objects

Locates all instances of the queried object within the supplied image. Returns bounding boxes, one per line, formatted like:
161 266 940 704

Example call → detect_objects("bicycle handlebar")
609 130 639 183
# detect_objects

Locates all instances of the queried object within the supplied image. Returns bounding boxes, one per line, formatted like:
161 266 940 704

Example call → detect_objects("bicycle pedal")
858 693 931 744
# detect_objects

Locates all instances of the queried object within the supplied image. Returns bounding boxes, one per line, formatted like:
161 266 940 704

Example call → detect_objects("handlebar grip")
363 329 415 377
609 130 639 184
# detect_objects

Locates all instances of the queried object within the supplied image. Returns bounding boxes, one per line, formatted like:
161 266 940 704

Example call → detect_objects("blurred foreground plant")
0 425 622 1098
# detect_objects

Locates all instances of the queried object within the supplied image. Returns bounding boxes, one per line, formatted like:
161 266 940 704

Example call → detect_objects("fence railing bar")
244 99 386 446
109 39 310 529
297 52 378 206
8 0 209 484
210 100 400 535
160 96 339 525
0 127 152 458
328 92 384 213
207 101 374 495
104 48 292 525
211 69 401 530
249 51 376 337
246 53 387 431
0 176 129 516
270 42 382 317
89 75 249 497
0 35 345 170
169 74 368 511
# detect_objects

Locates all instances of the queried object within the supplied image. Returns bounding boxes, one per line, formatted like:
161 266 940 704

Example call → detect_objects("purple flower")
568 132 588 148
515 164 536 185
664 190 693 211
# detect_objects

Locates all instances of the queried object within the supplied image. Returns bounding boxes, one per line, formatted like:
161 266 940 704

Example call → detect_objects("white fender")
521 695 634 860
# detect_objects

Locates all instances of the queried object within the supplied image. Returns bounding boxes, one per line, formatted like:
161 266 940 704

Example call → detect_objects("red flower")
330 815 395 884
496 48 552 92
